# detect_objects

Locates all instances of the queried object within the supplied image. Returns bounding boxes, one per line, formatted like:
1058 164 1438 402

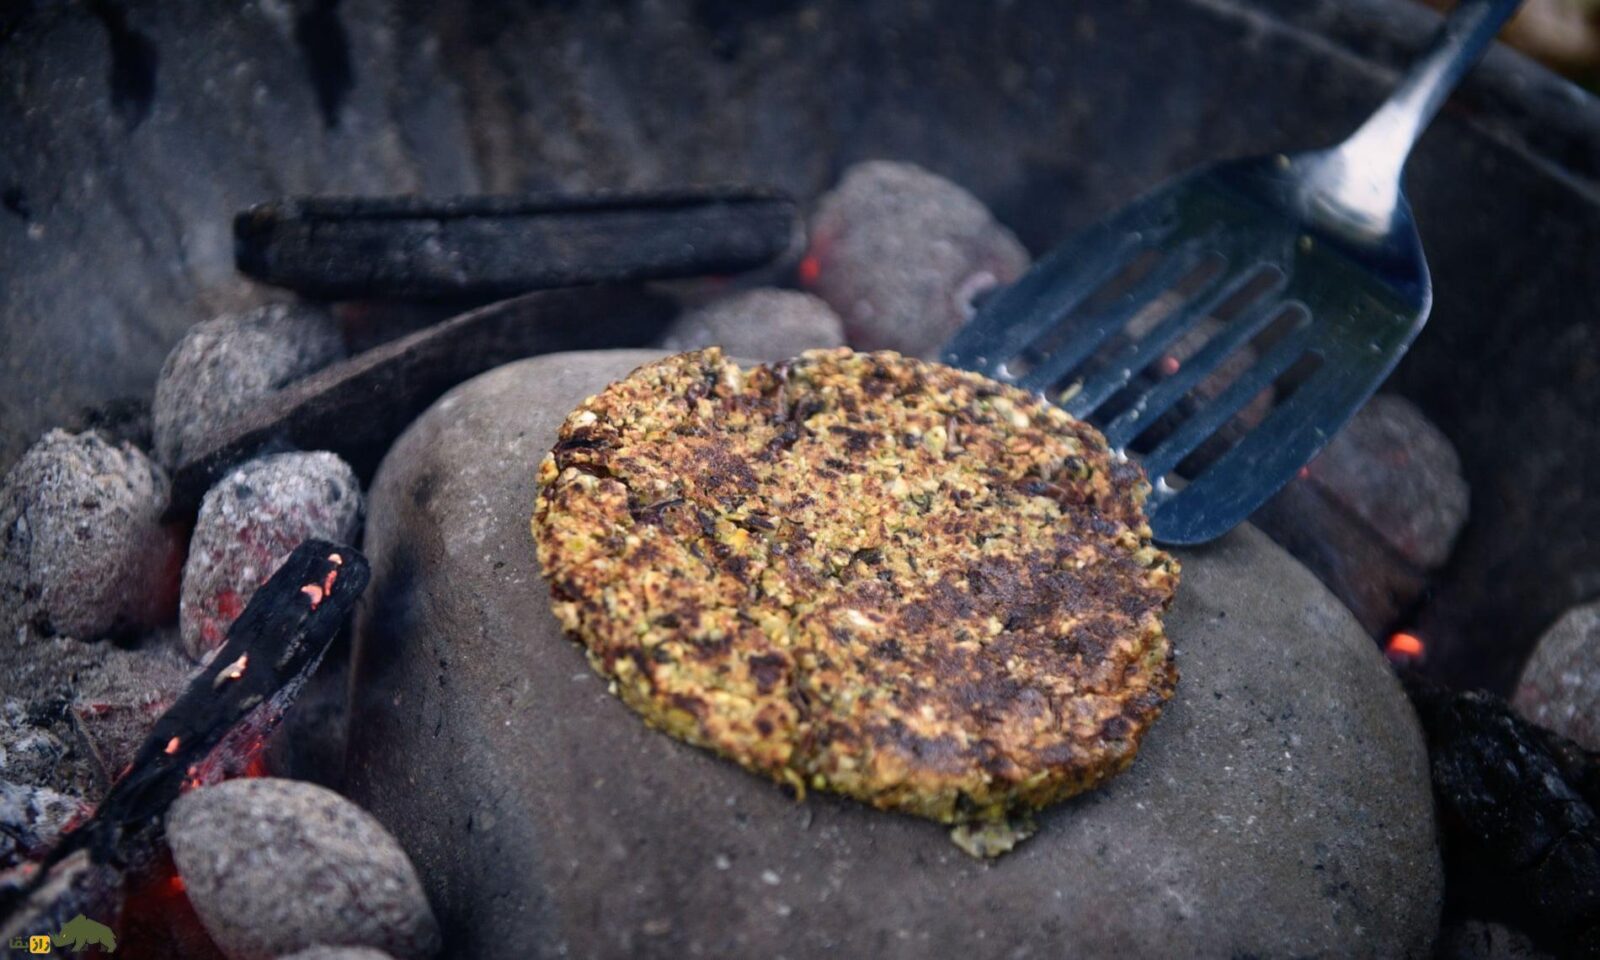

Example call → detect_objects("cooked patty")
533 348 1179 822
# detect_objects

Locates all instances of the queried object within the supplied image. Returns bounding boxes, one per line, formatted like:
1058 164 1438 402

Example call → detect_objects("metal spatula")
943 0 1521 545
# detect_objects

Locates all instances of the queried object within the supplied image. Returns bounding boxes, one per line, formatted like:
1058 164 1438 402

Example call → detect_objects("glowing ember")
1386 631 1425 662
1158 355 1180 376
301 583 324 608
213 652 249 687
329 552 343 566
798 253 822 286
323 568 339 594
164 736 181 755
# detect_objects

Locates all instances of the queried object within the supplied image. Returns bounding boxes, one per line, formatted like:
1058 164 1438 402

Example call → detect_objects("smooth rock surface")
167 778 440 960
1514 601 1600 751
347 350 1442 960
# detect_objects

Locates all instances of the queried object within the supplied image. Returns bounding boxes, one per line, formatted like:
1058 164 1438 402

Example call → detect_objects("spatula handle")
1343 0 1524 171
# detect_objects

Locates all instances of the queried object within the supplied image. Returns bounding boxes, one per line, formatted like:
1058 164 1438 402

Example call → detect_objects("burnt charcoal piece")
1405 677 1600 955
1253 395 1469 636
164 286 675 521
657 287 845 361
0 430 183 640
235 190 799 299
153 303 346 469
180 452 363 660
5 540 368 916
1515 601 1600 752
0 849 124 953
0 782 91 869
805 161 1029 359
168 778 439 960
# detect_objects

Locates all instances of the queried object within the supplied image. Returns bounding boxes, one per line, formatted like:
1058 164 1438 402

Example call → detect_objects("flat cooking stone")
346 350 1442 960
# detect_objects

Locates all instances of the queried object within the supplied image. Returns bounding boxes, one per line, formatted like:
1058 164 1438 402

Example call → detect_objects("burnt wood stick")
163 285 674 521
235 189 800 299
3 541 367 915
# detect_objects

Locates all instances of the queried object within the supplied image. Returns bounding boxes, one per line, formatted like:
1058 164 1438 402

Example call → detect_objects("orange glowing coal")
1386 631 1425 661
798 253 822 286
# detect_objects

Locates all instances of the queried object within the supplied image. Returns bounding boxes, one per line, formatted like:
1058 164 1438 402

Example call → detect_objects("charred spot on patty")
532 347 1179 825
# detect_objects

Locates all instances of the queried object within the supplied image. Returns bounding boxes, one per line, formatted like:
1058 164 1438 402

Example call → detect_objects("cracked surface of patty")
532 347 1179 822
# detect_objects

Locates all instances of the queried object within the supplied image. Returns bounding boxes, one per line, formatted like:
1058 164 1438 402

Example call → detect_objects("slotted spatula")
943 0 1521 544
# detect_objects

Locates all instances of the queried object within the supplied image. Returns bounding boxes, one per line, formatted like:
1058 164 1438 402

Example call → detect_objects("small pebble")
179 451 362 660
152 302 345 469
1514 600 1600 751
168 778 439 960
805 160 1029 359
0 430 182 640
658 288 846 361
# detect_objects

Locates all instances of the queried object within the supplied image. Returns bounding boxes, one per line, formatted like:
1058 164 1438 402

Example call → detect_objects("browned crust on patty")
532 348 1179 822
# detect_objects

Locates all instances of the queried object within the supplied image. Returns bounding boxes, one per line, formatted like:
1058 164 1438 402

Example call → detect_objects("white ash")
0 779 91 869
278 949 398 960
658 288 846 361
805 160 1029 359
152 302 345 469
1514 600 1600 752
180 452 362 660
0 631 194 798
168 778 440 960
0 429 182 640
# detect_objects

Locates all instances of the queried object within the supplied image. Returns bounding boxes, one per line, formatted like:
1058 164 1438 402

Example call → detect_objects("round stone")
346 350 1442 959
167 778 439 960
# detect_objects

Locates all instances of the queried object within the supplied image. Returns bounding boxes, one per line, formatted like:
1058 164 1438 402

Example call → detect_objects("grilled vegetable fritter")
533 348 1179 823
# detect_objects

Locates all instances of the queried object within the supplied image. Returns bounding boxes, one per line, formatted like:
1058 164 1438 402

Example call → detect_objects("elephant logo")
51 914 117 953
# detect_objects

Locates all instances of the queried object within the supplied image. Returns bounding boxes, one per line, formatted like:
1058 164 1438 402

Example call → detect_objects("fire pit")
3 0 1600 957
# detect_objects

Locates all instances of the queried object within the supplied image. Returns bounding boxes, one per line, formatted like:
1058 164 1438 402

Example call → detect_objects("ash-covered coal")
657 287 844 361
0 781 90 870
0 430 183 641
1516 601 1600 752
805 161 1029 359
1405 677 1600 956
167 778 438 960
180 452 362 660
153 303 345 470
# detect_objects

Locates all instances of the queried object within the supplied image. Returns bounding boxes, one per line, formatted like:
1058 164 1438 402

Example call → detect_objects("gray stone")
658 288 846 362
278 949 397 960
1514 600 1600 751
179 452 363 660
805 161 1029 359
167 778 440 960
153 303 346 469
0 430 183 640
1436 920 1553 960
346 349 1442 960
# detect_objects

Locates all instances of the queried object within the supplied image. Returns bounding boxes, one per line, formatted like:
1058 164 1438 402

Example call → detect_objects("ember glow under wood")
164 286 674 520
235 189 799 299
0 540 369 928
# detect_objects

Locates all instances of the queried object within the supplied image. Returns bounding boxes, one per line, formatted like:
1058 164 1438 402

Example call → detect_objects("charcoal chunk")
0 430 182 640
658 288 845 361
153 303 345 469
805 161 1028 359
180 452 362 660
168 778 439 960
1515 601 1600 751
